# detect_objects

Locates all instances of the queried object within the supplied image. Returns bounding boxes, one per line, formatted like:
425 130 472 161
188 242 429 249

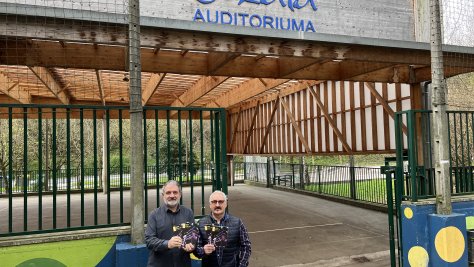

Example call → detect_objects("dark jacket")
145 205 194 267
197 213 251 267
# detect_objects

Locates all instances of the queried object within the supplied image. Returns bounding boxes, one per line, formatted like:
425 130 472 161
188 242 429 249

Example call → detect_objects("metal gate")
0 104 227 236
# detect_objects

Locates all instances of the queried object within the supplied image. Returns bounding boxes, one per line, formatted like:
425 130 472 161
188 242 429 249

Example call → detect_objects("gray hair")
209 190 228 203
162 180 182 195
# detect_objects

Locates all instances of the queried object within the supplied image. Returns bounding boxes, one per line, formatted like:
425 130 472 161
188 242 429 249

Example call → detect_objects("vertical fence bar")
38 108 43 230
466 113 471 192
210 111 215 191
8 107 13 233
119 109 124 223
106 110 111 224
66 108 71 227
93 110 98 225
407 111 418 201
22 107 28 231
143 110 148 217
155 110 160 208
189 111 194 211
214 112 222 191
454 114 460 193
166 110 171 180
220 110 228 195
80 109 85 226
52 108 57 229
200 111 205 215
178 111 183 192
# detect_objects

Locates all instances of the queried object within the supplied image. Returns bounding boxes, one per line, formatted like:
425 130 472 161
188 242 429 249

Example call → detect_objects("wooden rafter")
229 106 243 152
170 76 229 108
142 73 166 106
28 66 69 104
230 80 320 113
365 82 408 134
95 70 105 106
307 86 352 153
0 72 31 104
243 103 260 154
206 78 288 109
279 96 311 153
259 98 280 154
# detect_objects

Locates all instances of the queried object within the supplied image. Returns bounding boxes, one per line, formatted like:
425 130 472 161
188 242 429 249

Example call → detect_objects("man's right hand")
168 236 183 249
203 244 216 255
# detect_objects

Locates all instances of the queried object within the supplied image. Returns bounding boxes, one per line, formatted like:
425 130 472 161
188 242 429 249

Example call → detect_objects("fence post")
266 157 271 188
318 165 321 193
349 156 356 200
243 162 247 181
272 158 276 186
292 164 295 189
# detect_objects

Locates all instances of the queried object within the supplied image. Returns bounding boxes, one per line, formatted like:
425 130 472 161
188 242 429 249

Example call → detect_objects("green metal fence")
235 162 387 205
394 110 474 202
0 104 227 236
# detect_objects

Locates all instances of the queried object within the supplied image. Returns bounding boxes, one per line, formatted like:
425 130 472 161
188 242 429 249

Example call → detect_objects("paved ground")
227 185 391 267
0 184 392 266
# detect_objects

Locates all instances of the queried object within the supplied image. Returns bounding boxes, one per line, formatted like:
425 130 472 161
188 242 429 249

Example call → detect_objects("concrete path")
0 184 392 266
227 185 391 267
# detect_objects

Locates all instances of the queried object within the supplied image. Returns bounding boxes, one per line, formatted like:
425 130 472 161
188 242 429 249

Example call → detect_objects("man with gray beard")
145 180 195 267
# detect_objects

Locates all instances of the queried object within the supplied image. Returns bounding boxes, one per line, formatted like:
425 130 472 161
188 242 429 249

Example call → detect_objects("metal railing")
235 162 387 205
0 104 227 237
394 110 474 201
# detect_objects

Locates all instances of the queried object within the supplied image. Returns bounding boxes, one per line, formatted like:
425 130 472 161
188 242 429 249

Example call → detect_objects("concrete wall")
2 0 417 41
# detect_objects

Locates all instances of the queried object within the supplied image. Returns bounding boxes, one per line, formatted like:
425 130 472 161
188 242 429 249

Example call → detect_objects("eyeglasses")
210 200 225 205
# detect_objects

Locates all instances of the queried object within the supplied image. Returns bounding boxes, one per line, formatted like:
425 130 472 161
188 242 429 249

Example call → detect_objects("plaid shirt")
196 213 251 267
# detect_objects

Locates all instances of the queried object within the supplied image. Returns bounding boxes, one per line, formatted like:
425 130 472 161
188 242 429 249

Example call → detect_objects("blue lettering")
280 17 291 30
291 19 304 31
221 11 233 24
238 13 249 26
192 8 316 32
206 9 219 23
238 0 259 4
249 14 262 28
198 0 317 12
263 16 275 29
294 0 317 11
193 8 205 21
306 20 315 32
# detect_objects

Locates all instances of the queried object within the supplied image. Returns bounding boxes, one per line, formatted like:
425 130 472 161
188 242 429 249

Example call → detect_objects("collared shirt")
196 213 251 267
145 205 194 267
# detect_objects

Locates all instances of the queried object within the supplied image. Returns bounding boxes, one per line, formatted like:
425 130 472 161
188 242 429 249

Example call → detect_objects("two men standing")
145 180 251 267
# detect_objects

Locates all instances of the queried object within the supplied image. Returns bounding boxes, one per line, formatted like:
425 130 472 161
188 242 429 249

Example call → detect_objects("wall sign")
193 0 318 32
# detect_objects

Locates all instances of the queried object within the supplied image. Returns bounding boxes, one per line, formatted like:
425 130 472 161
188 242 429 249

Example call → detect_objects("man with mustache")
145 180 195 267
196 190 251 267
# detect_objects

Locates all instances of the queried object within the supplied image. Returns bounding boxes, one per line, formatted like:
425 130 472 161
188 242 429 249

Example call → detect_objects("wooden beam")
142 73 166 106
28 66 69 104
208 53 240 75
365 82 408 134
3 39 472 83
229 107 243 153
229 80 320 114
307 86 352 153
95 70 106 106
279 96 311 154
259 98 280 154
206 78 288 108
243 103 260 154
0 72 31 104
171 76 229 108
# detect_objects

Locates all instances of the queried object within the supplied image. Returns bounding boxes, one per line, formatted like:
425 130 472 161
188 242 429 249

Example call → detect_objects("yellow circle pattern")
435 226 465 263
404 207 413 219
408 246 429 267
